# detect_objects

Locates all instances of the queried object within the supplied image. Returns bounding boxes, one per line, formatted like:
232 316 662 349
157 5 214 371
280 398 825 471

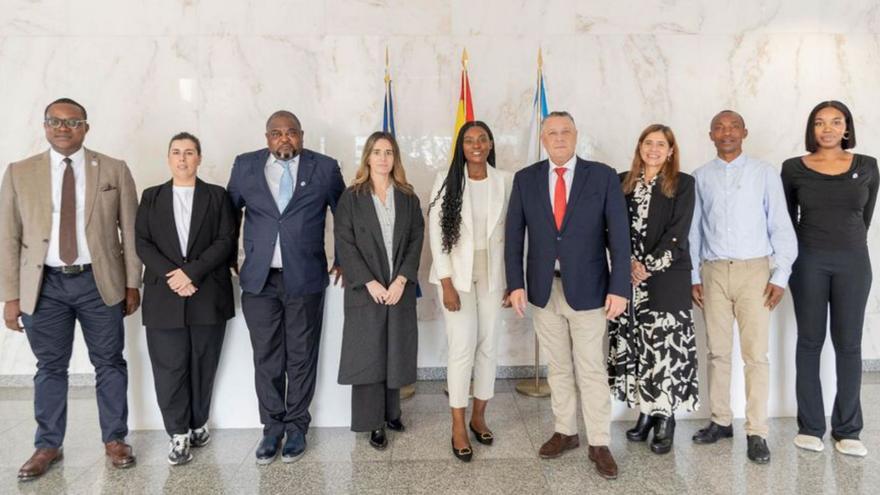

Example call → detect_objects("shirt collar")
49 147 85 169
549 154 577 173
714 153 747 168
268 153 300 168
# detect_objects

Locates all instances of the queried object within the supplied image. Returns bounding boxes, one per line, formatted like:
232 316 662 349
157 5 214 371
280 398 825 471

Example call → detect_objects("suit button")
36 264 42 268
43 239 49 243
556 236 562 241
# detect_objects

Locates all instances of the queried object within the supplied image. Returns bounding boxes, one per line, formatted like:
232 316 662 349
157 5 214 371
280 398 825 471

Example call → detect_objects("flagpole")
516 47 552 399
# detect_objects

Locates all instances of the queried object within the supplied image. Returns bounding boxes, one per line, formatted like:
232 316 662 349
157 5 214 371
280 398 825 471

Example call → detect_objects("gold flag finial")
384 46 391 84
462 48 469 69
538 47 543 71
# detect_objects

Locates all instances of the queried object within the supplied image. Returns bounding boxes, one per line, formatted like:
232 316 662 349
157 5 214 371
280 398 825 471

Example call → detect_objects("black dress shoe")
282 431 306 463
747 435 771 464
626 413 656 442
386 418 405 432
651 415 675 454
451 438 473 462
369 428 388 450
255 435 282 465
469 423 494 446
692 422 733 444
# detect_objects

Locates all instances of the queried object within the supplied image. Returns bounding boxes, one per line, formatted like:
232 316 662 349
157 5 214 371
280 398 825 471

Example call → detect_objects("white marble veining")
1 1 879 422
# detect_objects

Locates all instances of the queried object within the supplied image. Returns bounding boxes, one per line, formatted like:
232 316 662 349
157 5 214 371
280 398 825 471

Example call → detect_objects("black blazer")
619 172 695 312
135 179 236 329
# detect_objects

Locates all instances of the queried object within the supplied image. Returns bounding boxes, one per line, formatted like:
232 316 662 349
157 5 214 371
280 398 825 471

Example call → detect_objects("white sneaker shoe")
168 434 193 465
835 439 867 457
793 434 824 452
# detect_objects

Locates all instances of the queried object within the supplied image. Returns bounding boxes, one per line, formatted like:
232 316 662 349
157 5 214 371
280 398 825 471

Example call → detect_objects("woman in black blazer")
135 132 236 466
607 124 698 455
334 131 424 451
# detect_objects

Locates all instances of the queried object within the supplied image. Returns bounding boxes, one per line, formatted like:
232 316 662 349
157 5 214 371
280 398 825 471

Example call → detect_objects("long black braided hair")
429 120 496 253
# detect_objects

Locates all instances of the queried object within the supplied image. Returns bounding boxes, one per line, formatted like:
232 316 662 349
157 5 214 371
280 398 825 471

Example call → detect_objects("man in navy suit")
505 111 630 479
228 110 345 464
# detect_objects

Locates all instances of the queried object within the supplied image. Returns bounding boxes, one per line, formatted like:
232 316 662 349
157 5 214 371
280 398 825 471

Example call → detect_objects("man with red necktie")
505 111 630 480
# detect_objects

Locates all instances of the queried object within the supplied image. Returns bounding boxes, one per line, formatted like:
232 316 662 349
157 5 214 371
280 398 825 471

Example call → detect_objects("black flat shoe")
469 423 494 446
626 413 655 442
255 435 282 465
651 415 675 454
692 422 733 444
451 438 473 462
386 418 405 432
369 428 388 450
747 435 771 464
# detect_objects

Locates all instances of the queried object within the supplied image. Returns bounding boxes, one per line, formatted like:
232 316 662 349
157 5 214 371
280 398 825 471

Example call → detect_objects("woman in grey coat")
334 131 424 450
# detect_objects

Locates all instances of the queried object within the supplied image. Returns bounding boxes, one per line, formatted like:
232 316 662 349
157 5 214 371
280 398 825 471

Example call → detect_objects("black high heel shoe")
651 415 675 454
469 423 495 446
626 413 655 442
451 438 473 462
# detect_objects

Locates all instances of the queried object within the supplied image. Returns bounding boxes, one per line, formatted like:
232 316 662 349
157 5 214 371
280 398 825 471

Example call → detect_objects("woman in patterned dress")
608 124 699 454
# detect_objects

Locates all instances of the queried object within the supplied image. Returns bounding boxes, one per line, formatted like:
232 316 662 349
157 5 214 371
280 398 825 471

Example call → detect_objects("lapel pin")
300 181 306 186
853 172 859 179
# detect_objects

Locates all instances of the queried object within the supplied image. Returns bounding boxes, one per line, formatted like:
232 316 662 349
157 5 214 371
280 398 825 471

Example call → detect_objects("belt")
553 270 562 278
46 264 92 275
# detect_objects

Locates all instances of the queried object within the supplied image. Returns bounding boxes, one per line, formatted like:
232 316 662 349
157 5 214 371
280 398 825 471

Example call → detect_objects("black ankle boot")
651 415 675 454
626 413 655 442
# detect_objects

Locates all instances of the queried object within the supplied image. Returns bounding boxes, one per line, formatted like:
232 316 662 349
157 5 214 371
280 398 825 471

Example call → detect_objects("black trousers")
790 246 871 440
21 270 128 448
242 271 324 437
145 323 226 435
350 382 400 432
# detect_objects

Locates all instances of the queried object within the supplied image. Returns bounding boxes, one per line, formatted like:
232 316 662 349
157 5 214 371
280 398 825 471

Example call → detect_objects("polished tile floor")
1 376 879 494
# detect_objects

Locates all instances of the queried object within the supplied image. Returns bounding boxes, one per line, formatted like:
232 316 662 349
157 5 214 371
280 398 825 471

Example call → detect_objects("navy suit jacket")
227 148 345 296
505 157 631 310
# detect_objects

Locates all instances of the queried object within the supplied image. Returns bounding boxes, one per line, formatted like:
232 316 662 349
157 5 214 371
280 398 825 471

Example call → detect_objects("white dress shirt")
467 177 489 251
264 153 300 268
172 185 195 257
45 147 92 266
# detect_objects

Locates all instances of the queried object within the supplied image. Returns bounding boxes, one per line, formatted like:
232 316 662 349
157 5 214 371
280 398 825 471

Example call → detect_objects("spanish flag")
453 48 475 138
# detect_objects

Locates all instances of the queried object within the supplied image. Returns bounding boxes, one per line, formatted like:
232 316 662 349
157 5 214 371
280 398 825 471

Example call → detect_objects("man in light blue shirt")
688 110 797 465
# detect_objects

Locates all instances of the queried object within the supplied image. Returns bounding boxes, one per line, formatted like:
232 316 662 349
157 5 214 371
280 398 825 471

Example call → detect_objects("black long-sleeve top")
781 154 879 250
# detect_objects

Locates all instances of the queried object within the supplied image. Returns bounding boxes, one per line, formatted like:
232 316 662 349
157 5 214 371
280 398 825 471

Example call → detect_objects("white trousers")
443 250 504 408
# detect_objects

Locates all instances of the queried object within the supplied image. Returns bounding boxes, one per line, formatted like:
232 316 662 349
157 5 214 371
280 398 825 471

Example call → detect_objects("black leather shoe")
692 422 733 444
747 435 771 464
626 413 656 442
651 415 675 454
369 428 388 450
386 418 405 432
451 438 473 462
255 435 281 465
282 431 306 463
469 423 494 446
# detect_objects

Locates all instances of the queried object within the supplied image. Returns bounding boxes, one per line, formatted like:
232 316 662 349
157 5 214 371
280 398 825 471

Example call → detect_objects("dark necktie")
59 157 77 265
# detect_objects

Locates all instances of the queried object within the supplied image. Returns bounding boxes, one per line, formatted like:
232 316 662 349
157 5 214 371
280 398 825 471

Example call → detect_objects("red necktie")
553 167 567 230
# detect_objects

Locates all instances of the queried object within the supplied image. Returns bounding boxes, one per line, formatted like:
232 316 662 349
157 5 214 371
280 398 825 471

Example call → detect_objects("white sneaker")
191 425 211 448
835 439 867 457
168 434 193 465
793 434 824 452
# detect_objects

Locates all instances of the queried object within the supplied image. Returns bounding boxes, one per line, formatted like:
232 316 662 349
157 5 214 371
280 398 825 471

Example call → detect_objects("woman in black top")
781 100 878 458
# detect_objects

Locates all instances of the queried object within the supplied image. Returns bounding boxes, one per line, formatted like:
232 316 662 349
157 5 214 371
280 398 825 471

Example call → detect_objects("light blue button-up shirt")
688 153 797 287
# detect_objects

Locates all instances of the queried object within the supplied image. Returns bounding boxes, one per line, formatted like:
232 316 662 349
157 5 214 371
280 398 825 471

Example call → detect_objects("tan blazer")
0 148 142 314
428 166 512 293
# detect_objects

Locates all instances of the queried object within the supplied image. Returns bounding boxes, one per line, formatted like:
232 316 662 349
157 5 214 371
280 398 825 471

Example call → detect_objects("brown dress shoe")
538 433 580 459
588 445 619 479
18 448 63 481
105 440 136 468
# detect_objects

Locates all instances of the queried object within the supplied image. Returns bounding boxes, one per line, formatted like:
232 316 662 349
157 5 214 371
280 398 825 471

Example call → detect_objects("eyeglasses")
267 129 302 140
45 117 88 129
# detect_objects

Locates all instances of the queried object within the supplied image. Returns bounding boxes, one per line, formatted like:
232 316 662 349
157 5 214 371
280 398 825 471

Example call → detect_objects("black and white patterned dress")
607 175 699 417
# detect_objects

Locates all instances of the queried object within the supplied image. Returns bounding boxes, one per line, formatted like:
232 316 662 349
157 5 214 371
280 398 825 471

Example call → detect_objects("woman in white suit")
429 121 512 462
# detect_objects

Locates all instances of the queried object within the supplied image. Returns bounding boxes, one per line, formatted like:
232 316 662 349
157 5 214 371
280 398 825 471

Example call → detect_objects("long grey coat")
334 185 424 388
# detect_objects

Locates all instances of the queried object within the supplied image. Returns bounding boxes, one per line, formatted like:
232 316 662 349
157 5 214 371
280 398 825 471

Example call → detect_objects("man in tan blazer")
0 98 142 481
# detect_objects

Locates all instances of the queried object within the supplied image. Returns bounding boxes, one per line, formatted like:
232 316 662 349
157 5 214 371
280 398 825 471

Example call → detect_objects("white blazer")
428 165 512 293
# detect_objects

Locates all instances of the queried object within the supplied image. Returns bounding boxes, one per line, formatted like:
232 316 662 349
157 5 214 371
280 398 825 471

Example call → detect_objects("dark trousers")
350 382 400 432
242 271 324 437
145 323 226 435
790 246 871 440
21 270 128 448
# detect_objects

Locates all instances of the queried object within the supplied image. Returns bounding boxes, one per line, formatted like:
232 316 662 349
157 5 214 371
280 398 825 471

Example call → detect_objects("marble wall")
2 0 880 381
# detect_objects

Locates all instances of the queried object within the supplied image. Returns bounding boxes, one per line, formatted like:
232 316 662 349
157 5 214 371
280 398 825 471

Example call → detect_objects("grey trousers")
350 382 400 432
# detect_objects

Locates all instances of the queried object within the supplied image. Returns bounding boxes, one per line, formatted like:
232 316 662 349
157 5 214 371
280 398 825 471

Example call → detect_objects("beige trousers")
443 250 503 408
700 257 771 438
531 278 610 446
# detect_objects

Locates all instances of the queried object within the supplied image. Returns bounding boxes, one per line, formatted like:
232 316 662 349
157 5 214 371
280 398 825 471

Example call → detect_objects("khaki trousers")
531 278 610 446
700 257 771 438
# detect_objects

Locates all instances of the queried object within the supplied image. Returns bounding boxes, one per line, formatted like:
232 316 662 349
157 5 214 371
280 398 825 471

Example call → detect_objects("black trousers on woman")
350 382 400 432
146 323 227 435
790 246 871 440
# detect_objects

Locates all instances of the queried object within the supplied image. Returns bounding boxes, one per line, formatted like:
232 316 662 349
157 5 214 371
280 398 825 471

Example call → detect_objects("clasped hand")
366 277 407 305
630 259 651 286
166 268 197 297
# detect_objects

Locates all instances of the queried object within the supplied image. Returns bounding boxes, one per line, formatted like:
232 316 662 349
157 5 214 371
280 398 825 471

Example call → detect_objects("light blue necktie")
277 160 293 212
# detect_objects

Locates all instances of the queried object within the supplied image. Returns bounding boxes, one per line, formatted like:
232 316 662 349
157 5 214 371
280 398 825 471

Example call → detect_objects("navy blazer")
227 148 345 296
505 157 631 311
